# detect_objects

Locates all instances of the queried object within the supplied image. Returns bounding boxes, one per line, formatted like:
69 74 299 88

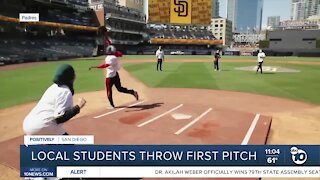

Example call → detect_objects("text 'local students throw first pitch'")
89 45 139 108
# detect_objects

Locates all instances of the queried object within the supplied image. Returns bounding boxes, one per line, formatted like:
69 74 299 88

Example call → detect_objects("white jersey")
23 84 73 135
257 52 266 62
105 55 120 78
156 49 164 59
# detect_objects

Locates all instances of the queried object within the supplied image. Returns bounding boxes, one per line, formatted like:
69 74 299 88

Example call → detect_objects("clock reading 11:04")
265 149 281 155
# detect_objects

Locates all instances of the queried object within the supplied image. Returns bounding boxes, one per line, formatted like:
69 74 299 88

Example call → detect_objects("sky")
219 0 291 28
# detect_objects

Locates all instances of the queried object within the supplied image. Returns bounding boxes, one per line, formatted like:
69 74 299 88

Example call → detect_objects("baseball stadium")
0 0 320 180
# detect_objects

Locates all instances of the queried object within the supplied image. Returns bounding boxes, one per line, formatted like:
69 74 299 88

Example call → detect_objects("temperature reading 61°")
267 157 278 164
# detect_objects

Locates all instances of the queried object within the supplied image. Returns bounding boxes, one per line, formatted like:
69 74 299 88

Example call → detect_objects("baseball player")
156 46 164 71
256 49 266 74
89 45 139 108
23 64 86 136
214 50 221 71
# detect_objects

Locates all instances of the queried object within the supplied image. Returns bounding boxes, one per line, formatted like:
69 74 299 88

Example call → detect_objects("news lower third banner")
21 145 320 178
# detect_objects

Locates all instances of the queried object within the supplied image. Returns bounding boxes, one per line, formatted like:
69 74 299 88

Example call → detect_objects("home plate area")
66 100 272 145
0 99 272 180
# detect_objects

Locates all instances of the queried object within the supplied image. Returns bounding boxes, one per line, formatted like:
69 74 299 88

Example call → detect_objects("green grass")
0 55 319 109
0 59 106 109
123 62 320 105
120 55 320 62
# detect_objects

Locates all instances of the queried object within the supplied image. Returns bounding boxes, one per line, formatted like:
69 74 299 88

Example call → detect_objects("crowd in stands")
148 26 216 40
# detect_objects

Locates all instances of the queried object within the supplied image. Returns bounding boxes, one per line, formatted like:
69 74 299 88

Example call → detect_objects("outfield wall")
266 30 320 57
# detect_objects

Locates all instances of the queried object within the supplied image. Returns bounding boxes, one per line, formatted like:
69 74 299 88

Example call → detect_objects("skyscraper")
212 0 220 18
227 0 264 33
291 0 320 20
291 0 306 20
305 0 319 17
267 16 280 28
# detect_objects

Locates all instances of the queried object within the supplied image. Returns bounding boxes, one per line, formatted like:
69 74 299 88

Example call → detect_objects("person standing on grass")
23 64 86 136
156 46 164 71
214 50 221 71
89 45 139 108
256 49 266 74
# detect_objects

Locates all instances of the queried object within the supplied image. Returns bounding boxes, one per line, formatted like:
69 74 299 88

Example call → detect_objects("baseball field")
1 55 320 108
0 55 320 180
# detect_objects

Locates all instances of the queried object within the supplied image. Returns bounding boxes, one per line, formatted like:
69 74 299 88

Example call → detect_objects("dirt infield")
0 62 48 71
235 66 301 73
0 100 272 171
0 60 319 180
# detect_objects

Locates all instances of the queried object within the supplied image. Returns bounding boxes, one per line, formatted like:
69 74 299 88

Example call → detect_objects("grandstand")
103 0 147 54
145 0 223 55
145 24 221 55
148 25 215 40
0 0 100 64
227 33 265 56
0 0 225 64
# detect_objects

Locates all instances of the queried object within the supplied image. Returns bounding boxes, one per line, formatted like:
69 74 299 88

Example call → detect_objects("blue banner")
20 167 56 178
20 145 320 168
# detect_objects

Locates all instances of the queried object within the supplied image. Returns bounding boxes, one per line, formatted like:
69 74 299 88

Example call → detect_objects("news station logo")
174 0 188 17
290 147 308 165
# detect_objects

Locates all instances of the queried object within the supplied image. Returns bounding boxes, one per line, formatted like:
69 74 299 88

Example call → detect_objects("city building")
211 18 232 46
227 0 263 33
279 15 320 30
212 0 220 18
267 16 280 28
291 0 306 20
305 0 319 18
118 0 144 12
291 0 320 20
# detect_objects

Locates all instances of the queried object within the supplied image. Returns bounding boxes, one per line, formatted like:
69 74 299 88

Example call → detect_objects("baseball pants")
105 72 135 107
157 59 163 71
214 61 219 70
257 62 263 74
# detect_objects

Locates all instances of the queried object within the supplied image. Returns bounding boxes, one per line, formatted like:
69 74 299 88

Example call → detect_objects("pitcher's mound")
235 66 300 73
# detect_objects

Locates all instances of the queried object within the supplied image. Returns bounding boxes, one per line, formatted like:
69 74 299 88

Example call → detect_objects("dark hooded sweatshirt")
53 64 80 124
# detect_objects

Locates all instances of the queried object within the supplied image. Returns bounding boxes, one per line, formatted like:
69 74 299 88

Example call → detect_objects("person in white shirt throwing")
89 45 139 108
156 46 164 71
256 49 266 74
